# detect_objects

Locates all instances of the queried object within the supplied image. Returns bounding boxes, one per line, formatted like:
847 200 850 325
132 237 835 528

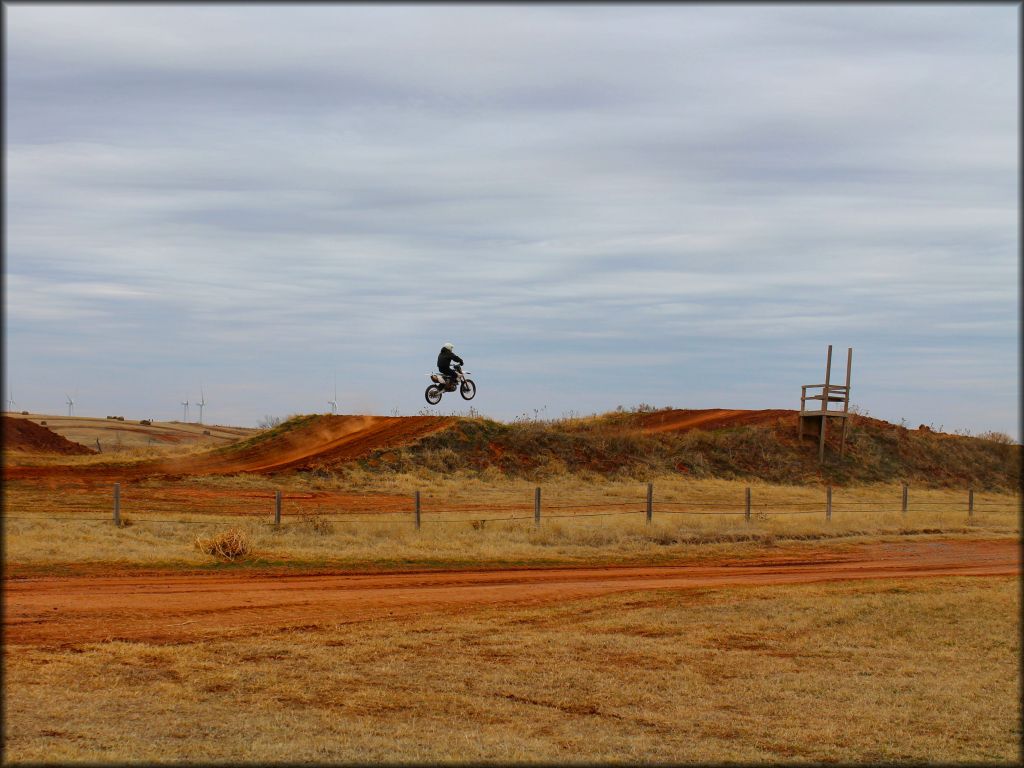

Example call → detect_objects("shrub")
195 528 253 561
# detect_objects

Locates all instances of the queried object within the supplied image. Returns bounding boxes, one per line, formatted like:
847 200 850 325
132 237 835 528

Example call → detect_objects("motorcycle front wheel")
425 385 443 405
460 379 476 400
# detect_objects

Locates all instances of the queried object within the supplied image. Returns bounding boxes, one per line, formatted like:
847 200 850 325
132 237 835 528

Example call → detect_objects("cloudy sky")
4 4 1018 436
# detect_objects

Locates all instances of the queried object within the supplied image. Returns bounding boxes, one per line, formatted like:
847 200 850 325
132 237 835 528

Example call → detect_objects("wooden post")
819 345 832 462
826 485 832 522
415 491 421 530
646 483 653 525
798 387 806 440
274 490 282 527
968 489 974 518
113 483 121 526
840 347 853 455
745 487 751 523
534 487 541 528
902 483 908 515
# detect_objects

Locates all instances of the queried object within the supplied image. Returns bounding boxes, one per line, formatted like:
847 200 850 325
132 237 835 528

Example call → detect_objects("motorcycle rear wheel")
425 385 443 405
460 379 476 400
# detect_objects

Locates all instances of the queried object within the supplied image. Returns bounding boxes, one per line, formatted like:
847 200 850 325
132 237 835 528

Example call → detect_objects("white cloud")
4 4 1017 434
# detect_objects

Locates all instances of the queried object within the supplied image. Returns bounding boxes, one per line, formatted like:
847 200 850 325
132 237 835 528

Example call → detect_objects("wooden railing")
800 383 850 413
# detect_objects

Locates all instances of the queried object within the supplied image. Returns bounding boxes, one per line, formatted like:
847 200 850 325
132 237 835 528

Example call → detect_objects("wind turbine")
196 386 206 425
181 399 190 423
66 393 75 417
327 374 338 415
7 390 14 412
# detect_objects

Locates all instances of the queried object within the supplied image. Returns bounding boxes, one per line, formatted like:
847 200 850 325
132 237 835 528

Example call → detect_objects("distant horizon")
4 404 1015 442
5 5 1018 439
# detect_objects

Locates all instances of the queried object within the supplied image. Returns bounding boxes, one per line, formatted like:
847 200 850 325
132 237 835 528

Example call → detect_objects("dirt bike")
425 364 476 404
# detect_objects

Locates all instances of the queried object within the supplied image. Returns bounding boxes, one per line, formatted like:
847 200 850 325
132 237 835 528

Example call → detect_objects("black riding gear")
437 347 463 380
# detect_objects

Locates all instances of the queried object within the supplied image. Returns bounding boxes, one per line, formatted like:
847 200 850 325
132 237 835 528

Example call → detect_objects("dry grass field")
3 575 1018 763
3 476 1018 572
3 411 1020 763
4 412 257 453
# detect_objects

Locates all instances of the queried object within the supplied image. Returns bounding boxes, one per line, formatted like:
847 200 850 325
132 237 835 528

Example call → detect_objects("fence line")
2 482 1017 532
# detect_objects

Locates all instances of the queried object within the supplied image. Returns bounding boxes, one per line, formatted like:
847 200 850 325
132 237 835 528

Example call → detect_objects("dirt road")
4 539 1017 647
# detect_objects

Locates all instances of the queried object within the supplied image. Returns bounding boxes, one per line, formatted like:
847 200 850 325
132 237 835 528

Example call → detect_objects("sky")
4 4 1019 437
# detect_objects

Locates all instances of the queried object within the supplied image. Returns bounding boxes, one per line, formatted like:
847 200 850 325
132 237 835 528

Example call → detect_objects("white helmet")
443 342 454 351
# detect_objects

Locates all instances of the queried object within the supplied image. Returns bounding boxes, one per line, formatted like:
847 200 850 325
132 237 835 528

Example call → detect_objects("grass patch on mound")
362 410 1020 490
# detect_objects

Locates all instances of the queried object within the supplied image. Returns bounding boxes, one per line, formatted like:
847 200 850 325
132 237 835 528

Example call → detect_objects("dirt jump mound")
3 414 454 480
2 416 96 456
160 414 454 476
636 408 795 433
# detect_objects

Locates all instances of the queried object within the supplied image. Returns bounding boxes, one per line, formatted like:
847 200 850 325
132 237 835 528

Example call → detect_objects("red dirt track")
637 408 795 433
4 539 1017 647
4 415 452 480
160 414 452 475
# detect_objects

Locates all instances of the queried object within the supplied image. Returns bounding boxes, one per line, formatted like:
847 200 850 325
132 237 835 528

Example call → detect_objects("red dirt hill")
2 416 96 455
636 408 795 433
4 414 452 480
161 414 453 476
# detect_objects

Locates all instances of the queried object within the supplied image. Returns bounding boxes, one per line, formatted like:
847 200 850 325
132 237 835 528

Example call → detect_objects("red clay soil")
3 539 1016 647
1 416 96 456
636 408 795 434
160 415 454 476
4 415 452 480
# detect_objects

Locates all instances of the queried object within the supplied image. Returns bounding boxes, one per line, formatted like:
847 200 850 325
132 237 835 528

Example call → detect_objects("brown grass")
6 408 1018 490
194 529 252 561
2 412 258 452
372 410 1021 489
3 477 1017 571
3 440 222 468
3 576 1018 763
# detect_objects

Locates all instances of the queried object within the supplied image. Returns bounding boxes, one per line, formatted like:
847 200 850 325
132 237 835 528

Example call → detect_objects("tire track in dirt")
637 409 795 433
4 539 1017 647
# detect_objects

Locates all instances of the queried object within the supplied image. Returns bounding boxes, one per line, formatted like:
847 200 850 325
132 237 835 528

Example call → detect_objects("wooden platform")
799 346 853 461
798 411 849 438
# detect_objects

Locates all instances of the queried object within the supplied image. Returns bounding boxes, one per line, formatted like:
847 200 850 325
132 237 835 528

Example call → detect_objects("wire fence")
2 482 1019 531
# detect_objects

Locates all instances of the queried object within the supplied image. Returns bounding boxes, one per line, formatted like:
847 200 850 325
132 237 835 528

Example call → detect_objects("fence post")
274 490 282 527
646 482 653 525
968 489 974 518
534 487 541 528
902 483 908 515
415 491 421 530
113 483 121 527
745 487 751 523
826 485 832 522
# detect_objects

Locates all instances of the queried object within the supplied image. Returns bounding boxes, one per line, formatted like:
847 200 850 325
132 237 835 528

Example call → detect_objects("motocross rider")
437 342 464 389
